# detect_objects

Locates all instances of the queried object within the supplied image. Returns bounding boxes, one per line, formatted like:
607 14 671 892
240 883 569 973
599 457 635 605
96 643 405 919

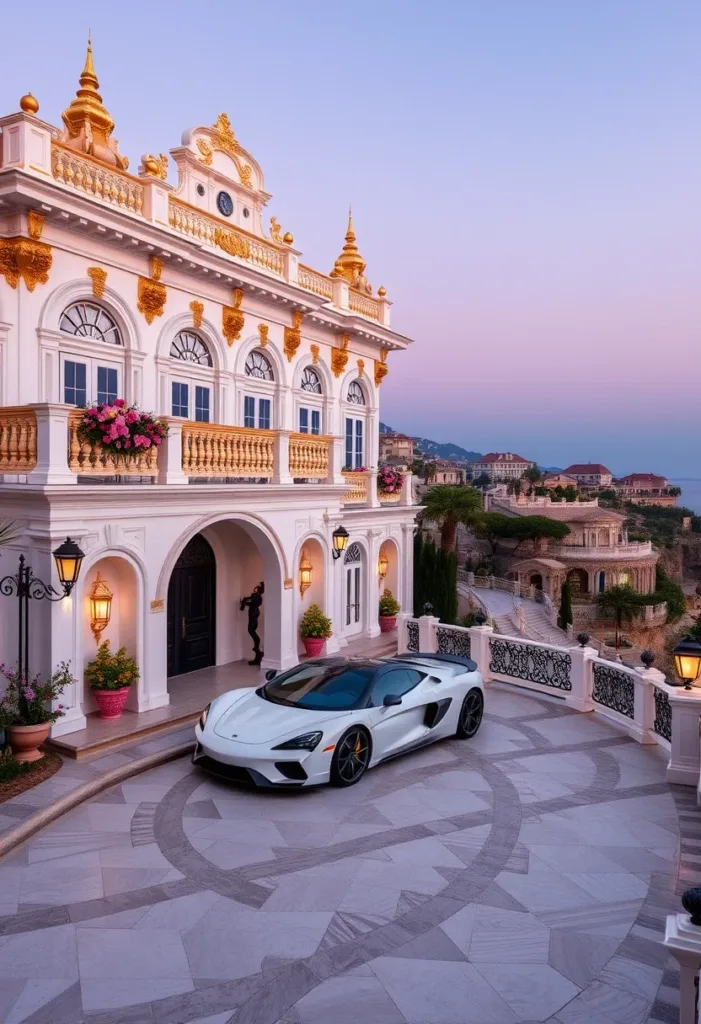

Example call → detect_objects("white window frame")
59 348 123 407
241 349 276 429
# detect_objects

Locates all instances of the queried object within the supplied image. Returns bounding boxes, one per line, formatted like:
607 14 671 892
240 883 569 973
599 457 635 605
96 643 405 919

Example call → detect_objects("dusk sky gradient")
3 1 699 476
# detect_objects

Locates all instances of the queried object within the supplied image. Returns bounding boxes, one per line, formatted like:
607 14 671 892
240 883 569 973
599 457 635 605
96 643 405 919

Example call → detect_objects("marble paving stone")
182 798 223 820
18 861 105 906
386 925 467 962
184 1014 235 1024
81 976 195 1012
77 927 191 980
4 979 79 1024
199 839 278 870
537 899 644 938
561 870 649 903
474 962 579 1019
91 786 127 804
555 980 651 1024
370 956 519 1023
385 837 467 869
0 924 78 979
438 903 480 956
262 860 363 912
468 906 551 962
292 975 406 1023
77 906 151 929
0 979 26 1021
599 954 663 1002
101 866 173 896
527 844 633 875
548 928 620 987
134 890 222 931
495 869 600 914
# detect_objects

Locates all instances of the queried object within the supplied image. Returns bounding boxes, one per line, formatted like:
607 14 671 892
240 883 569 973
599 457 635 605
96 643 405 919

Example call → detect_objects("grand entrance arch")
167 534 216 677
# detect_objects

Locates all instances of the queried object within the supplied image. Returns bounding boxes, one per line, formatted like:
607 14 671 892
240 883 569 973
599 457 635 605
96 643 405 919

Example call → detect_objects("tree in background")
421 484 482 552
596 584 641 648
413 533 458 624
524 467 542 485
473 513 570 556
558 582 573 630
472 472 491 489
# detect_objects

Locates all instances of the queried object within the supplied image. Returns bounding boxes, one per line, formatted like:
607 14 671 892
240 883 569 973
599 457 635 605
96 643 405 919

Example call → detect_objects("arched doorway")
167 534 216 677
530 573 543 590
595 570 606 593
566 568 588 597
343 542 364 638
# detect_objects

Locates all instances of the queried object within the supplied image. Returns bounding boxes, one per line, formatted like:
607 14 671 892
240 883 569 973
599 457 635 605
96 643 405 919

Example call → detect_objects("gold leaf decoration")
357 358 365 376
310 343 320 364
150 256 164 281
88 266 107 299
374 349 389 387
190 300 204 328
0 238 52 291
215 227 251 260
0 241 20 288
283 311 303 363
222 288 244 346
154 154 168 180
331 333 350 378
137 256 166 324
27 211 44 239
197 139 213 166
258 323 269 347
239 164 253 189
212 113 241 158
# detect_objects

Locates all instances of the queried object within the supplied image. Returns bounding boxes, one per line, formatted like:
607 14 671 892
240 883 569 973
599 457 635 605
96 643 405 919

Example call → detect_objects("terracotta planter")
302 637 326 658
8 723 51 763
379 615 397 633
93 687 131 720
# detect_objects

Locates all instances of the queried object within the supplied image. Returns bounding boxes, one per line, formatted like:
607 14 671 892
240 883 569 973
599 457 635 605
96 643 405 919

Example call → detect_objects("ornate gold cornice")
374 349 389 387
331 333 350 378
310 344 320 364
283 311 303 362
0 237 52 292
137 256 166 324
88 266 107 298
222 288 245 346
190 300 204 329
215 227 251 261
27 211 44 240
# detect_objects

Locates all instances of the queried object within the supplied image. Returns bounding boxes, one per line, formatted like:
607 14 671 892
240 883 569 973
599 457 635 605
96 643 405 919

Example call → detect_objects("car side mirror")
383 694 402 707
265 669 277 681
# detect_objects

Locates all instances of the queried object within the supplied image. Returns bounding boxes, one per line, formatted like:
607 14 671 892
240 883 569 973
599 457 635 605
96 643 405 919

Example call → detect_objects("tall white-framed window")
58 302 124 406
169 331 214 422
344 379 366 469
297 365 323 435
243 350 274 429
343 542 363 636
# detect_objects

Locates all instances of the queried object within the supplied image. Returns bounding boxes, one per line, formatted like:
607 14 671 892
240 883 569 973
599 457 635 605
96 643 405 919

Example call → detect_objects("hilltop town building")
563 463 613 488
469 452 535 482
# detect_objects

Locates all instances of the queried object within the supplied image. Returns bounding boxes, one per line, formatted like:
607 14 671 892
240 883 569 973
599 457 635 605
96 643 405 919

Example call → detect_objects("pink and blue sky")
3 1 699 477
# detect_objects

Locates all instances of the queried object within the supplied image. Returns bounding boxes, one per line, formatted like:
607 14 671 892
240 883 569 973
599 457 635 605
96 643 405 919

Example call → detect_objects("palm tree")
422 485 483 552
596 584 641 648
0 521 17 549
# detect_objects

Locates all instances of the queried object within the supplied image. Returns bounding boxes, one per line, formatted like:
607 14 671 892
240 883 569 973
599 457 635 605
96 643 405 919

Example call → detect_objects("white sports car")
193 652 484 788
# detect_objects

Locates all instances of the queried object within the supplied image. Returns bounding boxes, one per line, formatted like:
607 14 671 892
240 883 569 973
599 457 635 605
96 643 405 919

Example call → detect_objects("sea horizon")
672 479 701 515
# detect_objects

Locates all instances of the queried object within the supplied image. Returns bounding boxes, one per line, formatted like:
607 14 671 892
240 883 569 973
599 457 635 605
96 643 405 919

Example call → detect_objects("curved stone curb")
0 741 194 862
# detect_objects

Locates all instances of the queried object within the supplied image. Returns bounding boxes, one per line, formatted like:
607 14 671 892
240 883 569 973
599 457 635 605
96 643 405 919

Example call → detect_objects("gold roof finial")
330 205 367 283
59 36 129 170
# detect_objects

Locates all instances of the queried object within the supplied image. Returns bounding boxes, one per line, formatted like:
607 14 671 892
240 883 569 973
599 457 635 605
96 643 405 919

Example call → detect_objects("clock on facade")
216 191 234 217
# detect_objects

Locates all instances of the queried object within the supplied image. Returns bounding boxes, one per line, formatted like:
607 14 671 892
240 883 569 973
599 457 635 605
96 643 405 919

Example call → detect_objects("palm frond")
0 521 18 547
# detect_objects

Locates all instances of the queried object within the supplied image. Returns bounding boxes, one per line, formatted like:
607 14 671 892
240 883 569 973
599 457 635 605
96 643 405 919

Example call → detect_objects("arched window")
58 301 123 406
169 331 214 422
344 542 362 564
245 351 274 381
301 367 322 394
347 380 365 405
170 331 212 366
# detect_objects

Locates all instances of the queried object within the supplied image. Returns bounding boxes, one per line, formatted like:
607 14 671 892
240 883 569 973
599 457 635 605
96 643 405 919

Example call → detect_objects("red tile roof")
472 453 532 464
563 463 612 475
616 473 667 486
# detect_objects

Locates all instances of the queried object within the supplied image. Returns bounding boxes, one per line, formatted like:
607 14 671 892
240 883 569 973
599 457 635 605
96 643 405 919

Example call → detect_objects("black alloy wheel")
330 727 371 787
456 688 484 739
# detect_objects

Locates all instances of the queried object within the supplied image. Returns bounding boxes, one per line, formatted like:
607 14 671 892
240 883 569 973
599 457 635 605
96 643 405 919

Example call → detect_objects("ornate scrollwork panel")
436 626 471 659
592 662 635 719
406 620 419 653
653 686 672 742
489 638 572 691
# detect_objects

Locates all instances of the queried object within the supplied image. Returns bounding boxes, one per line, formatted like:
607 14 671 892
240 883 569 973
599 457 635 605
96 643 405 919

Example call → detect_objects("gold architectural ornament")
143 153 168 180
137 256 166 324
378 285 387 297
331 333 350 378
378 551 389 584
239 164 253 189
88 266 107 299
0 237 52 292
196 138 213 166
257 323 269 347
20 93 39 114
190 300 204 328
214 226 251 260
59 37 129 170
222 288 245 346
284 578 294 590
212 113 241 158
89 572 113 645
283 310 304 362
374 348 389 387
150 598 164 612
27 211 44 240
283 231 294 245
330 208 373 293
270 217 282 243
357 358 365 377
310 343 320 365
299 549 313 597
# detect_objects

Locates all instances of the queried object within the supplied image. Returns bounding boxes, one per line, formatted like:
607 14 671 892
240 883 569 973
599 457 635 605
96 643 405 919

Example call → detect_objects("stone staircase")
461 583 575 647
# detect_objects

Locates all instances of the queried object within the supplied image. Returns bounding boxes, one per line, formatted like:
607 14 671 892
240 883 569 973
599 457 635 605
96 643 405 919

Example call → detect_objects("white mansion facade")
0 45 416 736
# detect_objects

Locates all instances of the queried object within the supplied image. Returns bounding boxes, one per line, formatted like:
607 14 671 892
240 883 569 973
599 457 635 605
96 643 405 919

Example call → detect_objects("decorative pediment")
181 113 263 194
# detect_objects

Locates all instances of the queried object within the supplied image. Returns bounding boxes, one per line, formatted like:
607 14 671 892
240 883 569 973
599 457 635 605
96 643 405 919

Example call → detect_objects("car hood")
212 688 346 743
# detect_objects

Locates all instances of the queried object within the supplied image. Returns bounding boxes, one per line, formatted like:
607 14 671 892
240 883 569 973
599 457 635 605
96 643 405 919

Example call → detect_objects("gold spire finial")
330 207 367 284
59 36 129 170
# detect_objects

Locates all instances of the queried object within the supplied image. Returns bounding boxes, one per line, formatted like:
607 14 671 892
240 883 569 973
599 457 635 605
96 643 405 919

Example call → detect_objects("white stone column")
396 612 411 653
664 911 701 1024
401 471 413 506
26 404 76 486
418 614 439 653
668 687 701 785
568 646 597 712
468 625 494 680
157 421 188 485
327 436 347 486
273 430 293 485
332 278 349 310
633 665 662 744
365 469 380 508
400 523 414 614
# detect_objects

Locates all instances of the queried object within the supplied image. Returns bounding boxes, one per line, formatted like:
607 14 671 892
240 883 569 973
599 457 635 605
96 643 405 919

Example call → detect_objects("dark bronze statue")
240 581 264 665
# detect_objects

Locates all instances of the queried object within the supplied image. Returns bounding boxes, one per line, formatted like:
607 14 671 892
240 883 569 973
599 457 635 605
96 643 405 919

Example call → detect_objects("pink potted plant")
85 640 138 720
379 588 400 633
78 400 168 464
300 604 332 658
0 662 74 762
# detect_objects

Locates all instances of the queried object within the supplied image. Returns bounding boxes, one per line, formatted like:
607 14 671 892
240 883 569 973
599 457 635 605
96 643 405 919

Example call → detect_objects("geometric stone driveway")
0 684 693 1024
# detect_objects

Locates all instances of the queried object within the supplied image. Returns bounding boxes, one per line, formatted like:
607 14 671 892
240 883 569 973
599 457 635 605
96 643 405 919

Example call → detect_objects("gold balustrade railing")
68 411 158 476
181 422 275 477
379 490 402 504
298 265 334 300
348 288 381 321
0 407 37 473
52 143 145 215
289 434 330 479
168 197 285 276
342 470 368 504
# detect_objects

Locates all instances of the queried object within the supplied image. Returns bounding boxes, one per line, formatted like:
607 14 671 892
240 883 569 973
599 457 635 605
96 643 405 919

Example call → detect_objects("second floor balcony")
0 404 413 509
550 541 654 560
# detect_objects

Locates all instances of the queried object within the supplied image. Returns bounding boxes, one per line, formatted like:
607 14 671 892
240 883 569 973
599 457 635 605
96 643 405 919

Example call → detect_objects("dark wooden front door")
167 534 216 677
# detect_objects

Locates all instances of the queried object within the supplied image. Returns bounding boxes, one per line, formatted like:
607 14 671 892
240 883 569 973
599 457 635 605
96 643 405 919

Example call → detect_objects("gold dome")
330 209 366 283
283 231 294 245
378 285 387 297
20 93 39 115
59 38 128 170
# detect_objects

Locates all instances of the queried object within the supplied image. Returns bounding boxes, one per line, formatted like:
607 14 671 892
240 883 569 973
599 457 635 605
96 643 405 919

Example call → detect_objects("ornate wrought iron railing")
436 625 471 659
592 661 635 719
0 407 37 473
406 619 420 653
489 637 572 691
653 685 672 742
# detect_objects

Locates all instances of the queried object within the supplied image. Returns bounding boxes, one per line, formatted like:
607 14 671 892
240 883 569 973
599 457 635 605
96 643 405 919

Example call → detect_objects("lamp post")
0 537 85 681
672 636 701 691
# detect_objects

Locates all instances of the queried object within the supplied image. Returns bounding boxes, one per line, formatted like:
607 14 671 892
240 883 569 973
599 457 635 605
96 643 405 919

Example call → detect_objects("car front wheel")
330 727 371 787
456 688 484 739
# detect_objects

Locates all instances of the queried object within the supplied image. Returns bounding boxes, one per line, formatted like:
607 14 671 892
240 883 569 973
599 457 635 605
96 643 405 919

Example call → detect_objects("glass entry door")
343 543 363 637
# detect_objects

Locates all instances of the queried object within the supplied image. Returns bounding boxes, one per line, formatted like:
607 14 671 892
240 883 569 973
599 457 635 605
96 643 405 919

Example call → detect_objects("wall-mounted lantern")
89 572 113 645
378 551 389 585
332 526 349 561
299 550 313 597
673 636 701 690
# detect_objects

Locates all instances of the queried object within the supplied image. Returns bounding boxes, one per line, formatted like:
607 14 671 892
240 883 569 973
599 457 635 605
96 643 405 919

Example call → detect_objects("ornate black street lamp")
673 636 701 691
332 526 349 561
0 537 85 681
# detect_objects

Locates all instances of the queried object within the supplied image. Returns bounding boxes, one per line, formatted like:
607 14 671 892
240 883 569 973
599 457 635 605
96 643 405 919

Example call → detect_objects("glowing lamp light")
52 536 85 595
378 551 389 584
673 636 701 691
299 550 313 597
332 525 349 561
89 573 113 644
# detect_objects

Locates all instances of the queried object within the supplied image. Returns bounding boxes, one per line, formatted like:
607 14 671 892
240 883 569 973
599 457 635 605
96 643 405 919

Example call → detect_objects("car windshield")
261 663 376 711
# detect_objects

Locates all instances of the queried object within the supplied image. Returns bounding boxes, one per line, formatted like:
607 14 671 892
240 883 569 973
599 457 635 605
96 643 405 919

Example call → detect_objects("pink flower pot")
379 615 397 633
302 637 325 658
7 723 51 763
93 687 130 720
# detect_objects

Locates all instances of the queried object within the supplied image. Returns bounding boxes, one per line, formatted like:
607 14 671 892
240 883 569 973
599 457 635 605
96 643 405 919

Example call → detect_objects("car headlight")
199 703 211 730
273 731 322 751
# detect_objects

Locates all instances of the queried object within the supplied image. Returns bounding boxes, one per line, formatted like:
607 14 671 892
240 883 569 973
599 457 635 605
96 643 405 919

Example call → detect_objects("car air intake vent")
275 761 308 781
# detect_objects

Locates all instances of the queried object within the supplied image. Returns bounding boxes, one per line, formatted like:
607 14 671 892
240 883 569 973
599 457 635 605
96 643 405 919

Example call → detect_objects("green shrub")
379 589 400 616
0 746 32 783
299 603 332 639
85 641 139 691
